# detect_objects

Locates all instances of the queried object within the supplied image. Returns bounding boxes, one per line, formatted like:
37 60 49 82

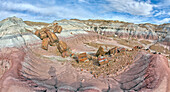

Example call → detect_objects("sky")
0 0 170 24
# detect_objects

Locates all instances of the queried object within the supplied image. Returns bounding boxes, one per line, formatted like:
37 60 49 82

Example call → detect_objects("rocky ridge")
55 19 169 40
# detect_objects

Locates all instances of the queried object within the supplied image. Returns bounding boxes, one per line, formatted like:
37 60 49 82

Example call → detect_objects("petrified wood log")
46 31 59 43
78 53 87 59
39 31 47 40
42 38 49 50
54 26 62 33
35 30 40 37
41 28 50 32
78 53 89 63
49 42 56 46
57 41 67 53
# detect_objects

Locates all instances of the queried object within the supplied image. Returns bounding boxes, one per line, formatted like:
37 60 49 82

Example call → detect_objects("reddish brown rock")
96 46 105 57
57 41 68 53
46 31 59 43
108 47 118 55
41 27 50 32
54 26 62 33
97 56 108 65
78 53 89 63
42 38 49 50
35 30 40 37
61 51 71 58
39 31 47 40
53 22 58 25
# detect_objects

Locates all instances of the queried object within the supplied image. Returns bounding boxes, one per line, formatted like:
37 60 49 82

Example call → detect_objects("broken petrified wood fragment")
98 56 109 65
57 26 62 33
42 38 49 50
49 42 57 46
78 53 87 59
79 58 89 63
96 46 105 57
41 28 50 32
78 53 89 63
61 51 71 58
46 31 59 43
54 26 62 33
117 47 126 54
57 41 67 53
35 30 40 37
61 51 67 58
133 46 143 50
53 22 58 26
39 31 47 40
108 47 118 55
53 25 58 33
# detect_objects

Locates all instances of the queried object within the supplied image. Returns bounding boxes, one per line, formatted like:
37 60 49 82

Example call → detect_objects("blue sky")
0 0 169 24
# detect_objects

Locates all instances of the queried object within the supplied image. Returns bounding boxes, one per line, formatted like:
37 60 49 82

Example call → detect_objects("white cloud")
0 10 54 22
0 0 169 24
154 11 170 16
154 11 166 16
0 1 95 21
78 0 87 3
157 0 170 8
104 0 155 16
154 18 170 24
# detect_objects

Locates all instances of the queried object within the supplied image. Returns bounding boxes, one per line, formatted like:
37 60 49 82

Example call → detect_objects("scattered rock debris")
70 46 145 78
132 45 143 50
34 24 162 78
78 53 89 63
97 56 109 65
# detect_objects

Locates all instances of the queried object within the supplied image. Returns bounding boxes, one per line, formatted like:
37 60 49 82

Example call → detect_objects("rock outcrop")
0 17 42 48
55 19 169 40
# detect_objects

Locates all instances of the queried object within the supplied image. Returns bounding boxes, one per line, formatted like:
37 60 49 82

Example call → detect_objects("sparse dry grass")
113 37 141 48
85 37 141 49
84 42 116 48
24 21 49 26
150 44 170 55
131 38 138 41
140 40 151 45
